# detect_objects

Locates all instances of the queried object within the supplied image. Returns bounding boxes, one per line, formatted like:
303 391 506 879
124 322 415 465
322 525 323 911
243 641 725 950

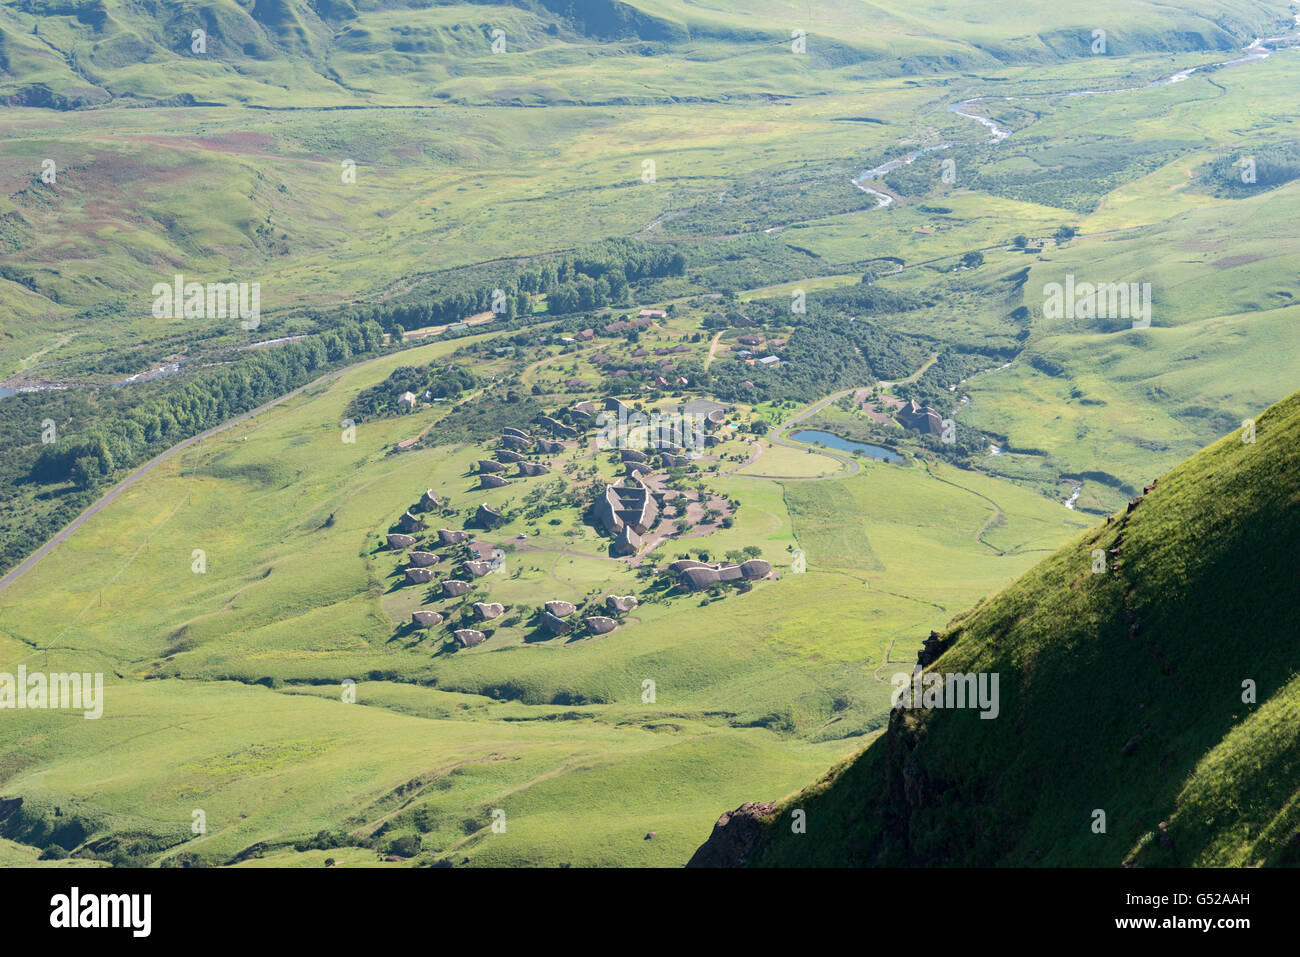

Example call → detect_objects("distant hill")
692 387 1300 866
0 0 1282 109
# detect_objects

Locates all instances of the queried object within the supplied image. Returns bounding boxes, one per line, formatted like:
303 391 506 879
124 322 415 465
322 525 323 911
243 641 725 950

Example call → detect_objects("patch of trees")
0 319 385 576
1200 142 1300 196
699 283 930 404
340 239 687 334
347 363 478 421
426 393 545 446
882 139 1193 213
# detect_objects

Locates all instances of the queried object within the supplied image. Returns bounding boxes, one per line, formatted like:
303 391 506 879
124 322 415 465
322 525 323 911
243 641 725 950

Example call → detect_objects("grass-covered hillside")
0 0 1279 109
719 387 1300 867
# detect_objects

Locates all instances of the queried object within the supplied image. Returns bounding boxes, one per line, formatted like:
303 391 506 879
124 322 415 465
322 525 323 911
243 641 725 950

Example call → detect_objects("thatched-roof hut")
438 528 470 546
476 504 506 528
411 611 444 627
442 579 472 598
387 533 417 550
584 616 619 635
405 567 435 585
408 551 440 567
454 629 486 648
399 511 426 533
544 600 577 618
472 601 505 621
613 525 641 556
541 612 572 635
606 594 638 614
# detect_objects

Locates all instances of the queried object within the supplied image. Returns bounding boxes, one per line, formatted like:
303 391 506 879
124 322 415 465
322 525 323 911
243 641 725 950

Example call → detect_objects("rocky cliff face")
685 802 777 868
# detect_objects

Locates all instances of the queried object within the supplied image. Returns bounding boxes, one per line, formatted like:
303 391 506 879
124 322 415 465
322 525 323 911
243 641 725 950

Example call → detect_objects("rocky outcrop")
442 579 471 598
387 534 417 550
918 630 951 667
411 611 444 627
685 802 777 868
473 602 504 621
405 567 435 585
408 551 440 567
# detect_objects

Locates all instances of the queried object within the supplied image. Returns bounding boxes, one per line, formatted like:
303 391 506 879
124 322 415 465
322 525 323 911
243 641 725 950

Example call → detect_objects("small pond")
789 429 905 463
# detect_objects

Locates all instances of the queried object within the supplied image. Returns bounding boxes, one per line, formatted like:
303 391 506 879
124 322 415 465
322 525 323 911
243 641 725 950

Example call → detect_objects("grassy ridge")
743 387 1300 866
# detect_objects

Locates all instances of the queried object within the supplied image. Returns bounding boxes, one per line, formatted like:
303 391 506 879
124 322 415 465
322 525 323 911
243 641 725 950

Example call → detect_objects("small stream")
852 15 1300 197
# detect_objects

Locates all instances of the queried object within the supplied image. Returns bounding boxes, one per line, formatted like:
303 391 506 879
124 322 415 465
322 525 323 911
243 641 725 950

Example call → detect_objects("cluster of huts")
477 426 560 489
381 482 517 647
539 593 638 637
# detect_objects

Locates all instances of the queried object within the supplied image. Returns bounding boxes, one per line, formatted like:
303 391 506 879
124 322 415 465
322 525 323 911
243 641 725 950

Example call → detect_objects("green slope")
701 386 1300 867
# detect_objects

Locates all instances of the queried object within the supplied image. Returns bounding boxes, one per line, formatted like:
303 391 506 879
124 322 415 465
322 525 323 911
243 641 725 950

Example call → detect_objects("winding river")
852 15 1300 200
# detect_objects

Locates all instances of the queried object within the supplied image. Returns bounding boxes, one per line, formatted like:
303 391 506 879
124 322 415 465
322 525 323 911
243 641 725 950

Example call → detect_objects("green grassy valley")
0 0 1296 873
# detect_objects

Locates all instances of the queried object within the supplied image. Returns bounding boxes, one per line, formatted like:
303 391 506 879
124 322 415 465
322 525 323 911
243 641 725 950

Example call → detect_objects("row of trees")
29 319 385 489
334 240 688 334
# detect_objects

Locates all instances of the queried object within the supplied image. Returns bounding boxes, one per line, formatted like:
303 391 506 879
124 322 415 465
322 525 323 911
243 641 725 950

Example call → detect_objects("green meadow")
0 326 1083 864
2 0 1298 867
